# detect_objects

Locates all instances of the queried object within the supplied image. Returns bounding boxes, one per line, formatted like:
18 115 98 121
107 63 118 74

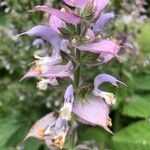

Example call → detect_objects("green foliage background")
0 0 150 150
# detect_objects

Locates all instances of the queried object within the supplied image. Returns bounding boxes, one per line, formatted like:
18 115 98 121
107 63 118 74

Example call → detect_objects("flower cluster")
20 0 126 149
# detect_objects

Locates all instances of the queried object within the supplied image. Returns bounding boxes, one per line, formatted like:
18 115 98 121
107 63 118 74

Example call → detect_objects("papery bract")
24 112 57 140
75 39 120 56
63 0 88 9
49 15 66 33
73 95 112 133
39 61 73 79
22 61 73 80
98 51 117 63
34 5 82 25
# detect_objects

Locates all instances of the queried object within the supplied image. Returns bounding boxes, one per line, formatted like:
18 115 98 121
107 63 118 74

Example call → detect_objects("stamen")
37 128 45 139
53 136 64 149
107 118 112 127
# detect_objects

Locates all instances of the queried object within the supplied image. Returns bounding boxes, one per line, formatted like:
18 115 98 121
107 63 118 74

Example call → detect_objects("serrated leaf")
122 95 150 118
112 120 150 150
134 75 150 90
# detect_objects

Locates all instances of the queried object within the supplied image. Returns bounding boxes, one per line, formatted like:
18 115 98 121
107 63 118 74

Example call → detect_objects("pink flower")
25 112 70 149
34 5 82 25
22 61 73 80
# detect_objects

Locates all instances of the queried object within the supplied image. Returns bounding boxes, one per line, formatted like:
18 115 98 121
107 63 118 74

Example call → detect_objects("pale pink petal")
21 55 62 80
34 5 81 25
98 52 114 63
94 0 109 18
40 61 73 78
49 15 66 32
73 95 112 133
75 39 120 55
85 28 95 41
24 112 57 140
63 0 88 9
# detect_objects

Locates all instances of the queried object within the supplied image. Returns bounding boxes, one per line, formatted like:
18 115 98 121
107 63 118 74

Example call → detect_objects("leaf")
23 137 44 150
137 22 150 55
78 125 110 149
122 95 150 118
112 120 150 150
0 116 19 149
134 75 150 90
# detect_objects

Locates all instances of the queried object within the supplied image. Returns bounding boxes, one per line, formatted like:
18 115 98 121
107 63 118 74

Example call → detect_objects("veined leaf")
112 120 150 150
78 126 110 149
134 75 150 90
0 116 19 149
122 95 150 118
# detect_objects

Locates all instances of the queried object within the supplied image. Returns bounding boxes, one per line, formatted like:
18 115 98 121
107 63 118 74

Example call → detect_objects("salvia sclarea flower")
19 0 127 149
25 85 74 149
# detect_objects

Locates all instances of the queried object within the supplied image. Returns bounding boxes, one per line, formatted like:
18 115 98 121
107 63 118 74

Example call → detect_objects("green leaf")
122 95 150 118
78 126 110 149
112 120 150 150
137 22 150 55
0 116 19 149
134 75 150 90
23 137 44 150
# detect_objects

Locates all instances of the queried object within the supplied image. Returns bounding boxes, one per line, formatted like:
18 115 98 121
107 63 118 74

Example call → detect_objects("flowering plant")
19 0 126 149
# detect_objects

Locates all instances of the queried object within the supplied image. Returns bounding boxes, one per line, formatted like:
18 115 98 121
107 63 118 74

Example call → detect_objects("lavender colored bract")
19 0 126 149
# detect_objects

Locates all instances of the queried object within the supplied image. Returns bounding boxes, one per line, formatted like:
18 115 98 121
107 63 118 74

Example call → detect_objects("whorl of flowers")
19 0 126 149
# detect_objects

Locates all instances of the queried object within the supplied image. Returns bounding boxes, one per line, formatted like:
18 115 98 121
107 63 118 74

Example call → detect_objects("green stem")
74 49 81 90
73 24 81 90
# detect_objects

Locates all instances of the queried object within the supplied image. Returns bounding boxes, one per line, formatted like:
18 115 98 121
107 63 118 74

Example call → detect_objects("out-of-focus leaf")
78 126 110 149
23 137 47 150
6 123 29 147
122 95 150 118
137 23 150 55
134 75 150 90
112 120 150 150
0 116 19 149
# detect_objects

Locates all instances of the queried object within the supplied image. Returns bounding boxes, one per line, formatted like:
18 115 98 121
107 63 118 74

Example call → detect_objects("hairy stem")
74 49 81 90
74 24 81 90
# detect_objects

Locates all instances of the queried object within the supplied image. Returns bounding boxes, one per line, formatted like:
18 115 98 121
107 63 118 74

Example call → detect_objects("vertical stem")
74 24 81 90
74 49 80 90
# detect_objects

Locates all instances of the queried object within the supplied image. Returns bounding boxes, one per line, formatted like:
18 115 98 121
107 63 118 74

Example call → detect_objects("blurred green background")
0 0 150 150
